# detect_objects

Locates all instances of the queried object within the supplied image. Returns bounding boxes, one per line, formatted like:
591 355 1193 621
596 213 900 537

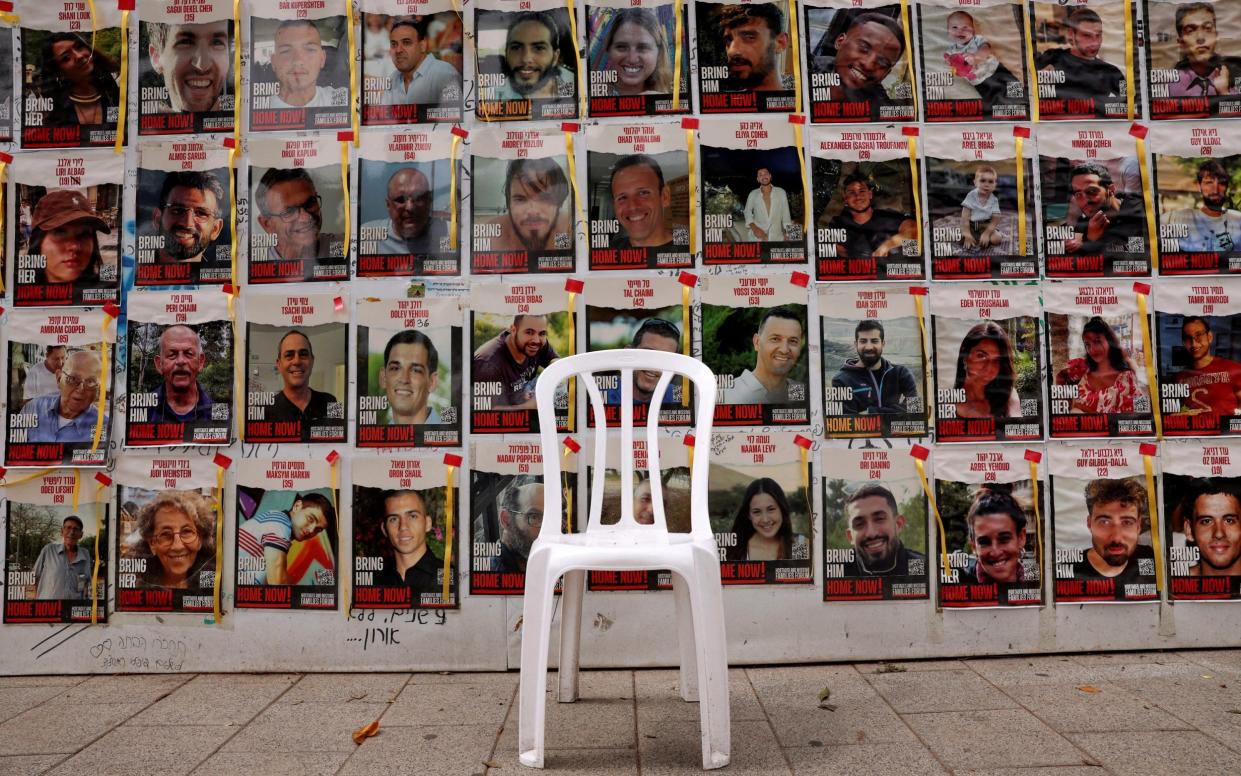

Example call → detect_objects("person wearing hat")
28 189 111 286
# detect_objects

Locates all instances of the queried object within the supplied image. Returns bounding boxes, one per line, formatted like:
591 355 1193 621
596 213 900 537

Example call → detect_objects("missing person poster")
586 121 692 271
3 469 108 623
470 125 576 274
10 151 122 307
1162 439 1241 600
695 0 797 113
249 11 351 132
125 290 233 447
586 432 688 591
1038 122 1151 277
923 124 1038 279
1050 440 1160 602
803 0 916 123
353 454 458 608
1030 0 1134 120
931 283 1044 443
1150 120 1241 275
934 445 1045 607
237 456 338 610
4 308 114 467
138 0 235 135
810 125 923 281
244 291 348 444
361 0 463 125
248 135 349 284
470 279 572 434
586 0 692 117
819 283 929 438
585 274 692 428
114 453 219 613
699 118 806 265
822 445 929 601
359 128 459 277
1045 280 1155 438
472 438 577 594
1144 0 1241 120
1154 277 1241 436
917 0 1029 121
136 140 233 286
474 0 580 121
710 431 813 585
20 2 123 148
701 274 809 427
356 294 462 447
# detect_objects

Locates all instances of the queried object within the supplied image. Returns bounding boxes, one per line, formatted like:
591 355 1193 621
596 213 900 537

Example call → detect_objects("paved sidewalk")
1 650 1240 775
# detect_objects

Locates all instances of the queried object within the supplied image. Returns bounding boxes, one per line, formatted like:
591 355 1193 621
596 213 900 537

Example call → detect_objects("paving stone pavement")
1 650 1239 775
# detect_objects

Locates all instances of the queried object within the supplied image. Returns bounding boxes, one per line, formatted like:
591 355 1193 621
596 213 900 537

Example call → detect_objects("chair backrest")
534 350 716 541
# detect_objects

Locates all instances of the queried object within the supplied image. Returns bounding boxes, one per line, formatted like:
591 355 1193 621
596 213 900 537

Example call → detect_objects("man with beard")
27 350 108 444
610 154 675 249
1181 480 1241 578
255 167 335 261
716 4 789 92
375 489 443 595
602 317 681 405
841 485 924 576
1062 162 1145 256
1035 8 1124 116
382 17 458 106
1167 3 1241 99
722 307 805 404
379 329 442 425
1071 477 1155 581
362 167 448 255
490 477 543 573
148 325 215 424
264 330 338 431
824 172 917 259
268 20 341 109
830 319 919 415
472 314 560 410
1167 160 1241 254
151 171 226 265
812 12 905 120
145 20 231 114
743 167 792 242
495 11 575 101
33 515 91 600
1173 316 1241 422
486 157 572 252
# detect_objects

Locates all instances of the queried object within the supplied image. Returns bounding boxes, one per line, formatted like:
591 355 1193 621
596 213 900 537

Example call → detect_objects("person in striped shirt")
237 492 336 585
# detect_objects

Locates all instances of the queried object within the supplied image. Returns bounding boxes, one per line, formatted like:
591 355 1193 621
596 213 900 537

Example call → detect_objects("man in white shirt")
23 346 66 404
382 18 458 106
742 167 792 242
269 20 343 109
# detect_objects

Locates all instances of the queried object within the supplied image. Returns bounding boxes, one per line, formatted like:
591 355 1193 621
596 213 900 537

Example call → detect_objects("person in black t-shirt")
375 489 444 596
264 330 339 431
471 314 560 410
1064 162 1145 256
824 172 917 258
1069 477 1155 582
1035 8 1124 116
841 484 925 577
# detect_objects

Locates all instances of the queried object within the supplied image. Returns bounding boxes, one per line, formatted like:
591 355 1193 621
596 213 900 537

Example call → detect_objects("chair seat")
529 534 715 575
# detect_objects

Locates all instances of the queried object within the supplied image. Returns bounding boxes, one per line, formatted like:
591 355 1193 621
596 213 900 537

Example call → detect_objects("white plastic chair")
518 350 730 770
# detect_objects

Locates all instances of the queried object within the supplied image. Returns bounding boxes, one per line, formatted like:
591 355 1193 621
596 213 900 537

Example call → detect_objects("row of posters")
5 436 1237 624
8 0 1241 149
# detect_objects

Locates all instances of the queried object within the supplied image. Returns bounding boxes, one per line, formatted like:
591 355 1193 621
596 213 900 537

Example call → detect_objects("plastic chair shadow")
518 350 730 770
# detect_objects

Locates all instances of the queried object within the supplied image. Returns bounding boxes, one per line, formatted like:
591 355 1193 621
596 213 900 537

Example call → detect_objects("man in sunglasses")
26 350 107 444
255 167 334 261
151 171 226 265
1063 162 1145 256
362 167 447 256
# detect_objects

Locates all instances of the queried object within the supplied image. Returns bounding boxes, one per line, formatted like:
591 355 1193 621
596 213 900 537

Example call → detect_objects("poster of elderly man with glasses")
248 136 348 284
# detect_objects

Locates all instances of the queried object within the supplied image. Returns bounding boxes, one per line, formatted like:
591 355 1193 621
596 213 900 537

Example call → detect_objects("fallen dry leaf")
352 719 381 745
482 760 500 768
1076 685 1101 694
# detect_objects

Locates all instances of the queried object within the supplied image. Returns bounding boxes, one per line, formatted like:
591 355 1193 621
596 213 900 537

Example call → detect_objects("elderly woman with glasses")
136 490 216 590
952 320 1021 420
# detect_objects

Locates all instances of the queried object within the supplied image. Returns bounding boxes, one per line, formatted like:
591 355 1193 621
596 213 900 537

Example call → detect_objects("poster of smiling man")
361 0 463 125
136 141 233 286
138 0 235 135
804 1 916 123
1154 277 1241 437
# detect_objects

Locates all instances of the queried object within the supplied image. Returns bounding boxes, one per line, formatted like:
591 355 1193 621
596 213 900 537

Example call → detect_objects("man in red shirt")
1175 316 1241 421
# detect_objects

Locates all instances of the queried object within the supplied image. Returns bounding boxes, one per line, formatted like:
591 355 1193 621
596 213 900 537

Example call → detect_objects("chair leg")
518 553 558 768
557 569 586 702
671 571 698 702
688 554 731 770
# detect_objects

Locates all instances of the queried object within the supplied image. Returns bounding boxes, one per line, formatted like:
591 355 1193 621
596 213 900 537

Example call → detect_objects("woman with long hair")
26 189 110 287
602 9 673 96
36 32 121 129
1063 316 1140 414
952 320 1021 419
725 477 795 562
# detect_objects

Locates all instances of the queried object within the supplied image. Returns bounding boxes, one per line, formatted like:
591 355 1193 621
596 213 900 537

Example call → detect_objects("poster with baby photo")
1144 0 1241 120
114 453 219 613
917 0 1029 121
237 456 338 610
586 121 692 271
138 0 235 135
934 444 1045 607
3 469 109 624
699 117 807 265
1153 277 1241 437
1038 121 1152 277
474 0 580 121
1029 0 1136 120
822 445 929 601
249 10 351 132
1044 281 1155 439
930 283 1044 443
809 125 923 281
818 283 929 438
803 0 916 123
587 0 692 117
4 308 115 468
1150 120 1241 275
361 0 463 125
136 140 233 286
1049 440 1160 603
353 453 458 609
701 274 810 427
695 0 797 113
470 125 576 274
923 124 1037 279
1161 439 1241 600
358 128 459 277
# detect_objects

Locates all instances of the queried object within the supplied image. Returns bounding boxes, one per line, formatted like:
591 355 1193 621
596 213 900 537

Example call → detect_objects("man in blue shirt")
33 515 91 599
26 350 107 444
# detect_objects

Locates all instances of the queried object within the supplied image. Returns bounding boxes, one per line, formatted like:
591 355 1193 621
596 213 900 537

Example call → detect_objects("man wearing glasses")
362 167 447 256
26 350 107 444
33 515 91 600
152 171 226 265
1063 162 1145 256
255 167 333 261
490 477 543 574
1173 316 1241 423
379 329 441 425
376 489 444 594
